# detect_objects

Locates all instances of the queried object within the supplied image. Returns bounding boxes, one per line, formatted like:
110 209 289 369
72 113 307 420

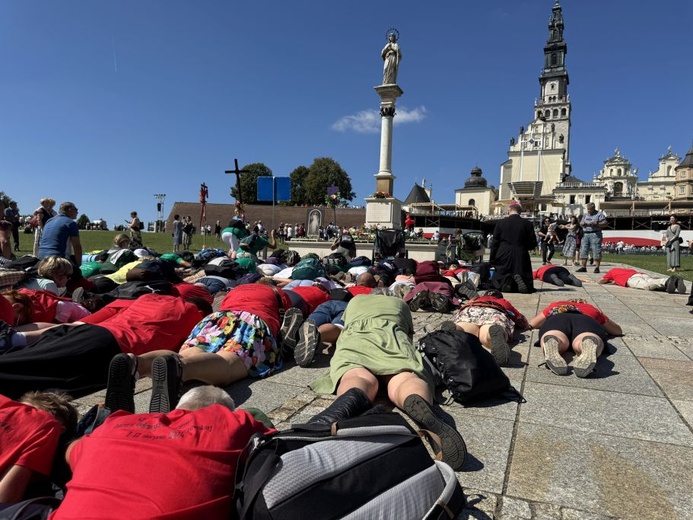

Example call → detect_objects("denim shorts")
580 232 602 259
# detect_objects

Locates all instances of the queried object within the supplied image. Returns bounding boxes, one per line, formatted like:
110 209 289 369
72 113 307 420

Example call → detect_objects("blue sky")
1 0 691 228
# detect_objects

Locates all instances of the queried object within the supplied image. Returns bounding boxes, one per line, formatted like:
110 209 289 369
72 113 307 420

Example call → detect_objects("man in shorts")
576 203 607 274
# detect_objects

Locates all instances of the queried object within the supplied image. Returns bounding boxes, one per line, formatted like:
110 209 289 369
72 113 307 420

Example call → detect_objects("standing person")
32 198 57 257
561 216 580 266
576 203 607 274
3 201 21 252
38 202 82 267
182 217 194 250
665 215 681 272
127 211 143 247
489 202 537 293
172 214 183 252
538 217 556 265
381 31 402 85
0 221 13 262
214 220 222 241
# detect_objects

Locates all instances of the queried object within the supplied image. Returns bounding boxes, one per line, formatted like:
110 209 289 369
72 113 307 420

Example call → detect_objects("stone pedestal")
365 197 402 230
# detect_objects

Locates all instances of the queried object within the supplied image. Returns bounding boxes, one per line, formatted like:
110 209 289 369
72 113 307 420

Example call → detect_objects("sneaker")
573 337 598 378
665 276 677 294
279 308 304 357
403 394 467 471
542 335 568 376
429 292 450 313
593 267 600 274
548 274 565 287
104 353 137 413
513 274 529 294
575 267 587 273
455 280 478 301
294 321 321 368
408 290 430 312
676 277 687 295
439 320 458 333
149 355 183 413
488 324 511 366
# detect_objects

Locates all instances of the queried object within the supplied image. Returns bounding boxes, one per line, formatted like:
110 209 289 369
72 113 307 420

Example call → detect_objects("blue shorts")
580 233 602 260
309 300 348 328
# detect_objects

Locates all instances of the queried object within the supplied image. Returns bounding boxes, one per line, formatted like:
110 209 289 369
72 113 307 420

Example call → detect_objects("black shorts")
539 312 607 348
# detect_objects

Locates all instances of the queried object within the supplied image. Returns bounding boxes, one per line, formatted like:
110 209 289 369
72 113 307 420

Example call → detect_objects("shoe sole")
408 291 429 312
677 278 687 294
567 275 583 287
149 357 179 413
513 275 529 293
543 336 568 376
294 322 320 368
403 394 467 471
666 278 677 294
488 324 510 366
104 354 135 414
430 295 449 313
280 308 304 356
573 339 598 378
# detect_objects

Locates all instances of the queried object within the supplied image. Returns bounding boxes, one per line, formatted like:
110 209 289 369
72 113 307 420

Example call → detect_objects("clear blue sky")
2 0 691 228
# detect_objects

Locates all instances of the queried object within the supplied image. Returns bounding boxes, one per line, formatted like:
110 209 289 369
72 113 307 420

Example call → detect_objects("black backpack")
234 411 466 520
417 329 524 405
104 280 175 300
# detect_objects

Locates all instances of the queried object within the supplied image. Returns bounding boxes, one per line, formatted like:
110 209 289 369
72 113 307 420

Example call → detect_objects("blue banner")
257 177 291 202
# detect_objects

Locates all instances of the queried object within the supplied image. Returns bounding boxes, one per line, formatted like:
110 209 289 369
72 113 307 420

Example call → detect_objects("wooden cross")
225 158 249 210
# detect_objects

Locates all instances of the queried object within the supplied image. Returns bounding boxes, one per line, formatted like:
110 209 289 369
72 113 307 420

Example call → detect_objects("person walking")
538 217 556 265
665 215 681 272
575 203 607 274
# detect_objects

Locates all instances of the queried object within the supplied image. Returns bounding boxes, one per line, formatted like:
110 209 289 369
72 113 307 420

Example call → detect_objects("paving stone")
623 334 692 361
461 488 498 520
507 422 693 519
671 400 693 429
533 502 562 519
561 509 616 520
638 357 693 401
499 496 532 518
519 382 693 446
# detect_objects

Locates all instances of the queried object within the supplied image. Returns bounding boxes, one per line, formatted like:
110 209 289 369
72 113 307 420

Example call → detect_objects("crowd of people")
0 198 688 516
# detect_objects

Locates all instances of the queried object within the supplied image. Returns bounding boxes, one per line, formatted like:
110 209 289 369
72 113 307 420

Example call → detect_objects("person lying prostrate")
2 289 91 325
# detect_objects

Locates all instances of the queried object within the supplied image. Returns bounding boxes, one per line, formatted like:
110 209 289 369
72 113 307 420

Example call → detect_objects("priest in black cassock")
489 202 537 293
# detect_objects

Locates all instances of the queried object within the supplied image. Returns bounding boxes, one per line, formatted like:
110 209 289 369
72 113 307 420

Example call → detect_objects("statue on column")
381 29 401 85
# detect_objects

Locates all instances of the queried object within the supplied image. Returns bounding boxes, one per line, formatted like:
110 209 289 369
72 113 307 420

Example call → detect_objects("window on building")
667 166 672 175
680 186 686 195
561 108 567 117
569 195 576 204
544 110 550 118
613 182 623 196
585 195 591 204
681 172 686 178
468 198 475 206
551 53 557 66
552 109 558 117
617 168 622 175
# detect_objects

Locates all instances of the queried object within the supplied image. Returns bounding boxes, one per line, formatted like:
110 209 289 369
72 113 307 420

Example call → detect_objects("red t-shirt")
80 294 204 355
52 406 272 520
532 265 560 280
175 282 214 305
219 284 291 337
286 286 330 315
0 293 16 324
542 301 608 324
19 288 74 323
347 285 373 297
601 268 639 287
0 395 63 479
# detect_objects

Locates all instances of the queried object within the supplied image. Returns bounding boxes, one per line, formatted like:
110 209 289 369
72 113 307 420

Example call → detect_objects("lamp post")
154 193 166 232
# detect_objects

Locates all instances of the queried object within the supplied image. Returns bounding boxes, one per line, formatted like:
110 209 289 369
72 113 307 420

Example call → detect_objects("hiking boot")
665 276 677 294
104 353 137 414
149 355 183 413
294 321 320 368
403 394 467 471
429 292 450 313
542 335 568 376
567 274 583 287
593 267 600 274
513 274 529 294
279 308 304 357
548 274 565 287
573 337 599 378
455 280 478 301
408 290 430 312
488 324 511 366
575 267 587 273
439 320 458 333
307 388 372 426
676 276 687 294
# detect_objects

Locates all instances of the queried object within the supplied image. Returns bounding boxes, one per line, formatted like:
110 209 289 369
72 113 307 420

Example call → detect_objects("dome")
464 166 487 188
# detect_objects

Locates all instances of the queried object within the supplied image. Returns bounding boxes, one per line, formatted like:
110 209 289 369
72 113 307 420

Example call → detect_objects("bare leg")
337 367 379 402
136 348 248 386
386 371 431 408
456 322 481 338
318 324 342 345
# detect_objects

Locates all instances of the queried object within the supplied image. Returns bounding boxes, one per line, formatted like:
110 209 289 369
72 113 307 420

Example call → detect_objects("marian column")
366 29 403 230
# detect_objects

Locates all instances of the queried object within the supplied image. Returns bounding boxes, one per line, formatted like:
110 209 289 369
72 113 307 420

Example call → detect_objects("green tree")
303 158 355 206
230 163 273 206
77 214 90 229
289 166 310 206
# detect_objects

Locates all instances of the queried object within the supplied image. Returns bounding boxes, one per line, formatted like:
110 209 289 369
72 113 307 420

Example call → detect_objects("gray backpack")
234 411 466 519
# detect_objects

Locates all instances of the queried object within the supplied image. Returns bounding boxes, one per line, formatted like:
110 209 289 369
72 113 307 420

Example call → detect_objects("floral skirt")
452 306 514 338
562 234 577 258
180 310 281 378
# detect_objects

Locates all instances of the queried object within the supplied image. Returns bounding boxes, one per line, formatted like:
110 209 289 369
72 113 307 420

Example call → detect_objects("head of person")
388 32 397 43
669 215 677 224
570 215 579 225
19 391 78 433
130 211 138 219
113 233 131 249
9 201 17 209
40 197 56 209
37 256 73 286
508 202 522 215
174 214 180 221
176 385 235 412
59 202 78 219
1 289 33 325
356 272 376 288
585 202 596 214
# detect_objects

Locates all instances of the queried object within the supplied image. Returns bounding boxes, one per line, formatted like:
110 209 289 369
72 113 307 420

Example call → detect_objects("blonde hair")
40 198 56 207
113 233 131 248
20 391 78 433
37 256 73 279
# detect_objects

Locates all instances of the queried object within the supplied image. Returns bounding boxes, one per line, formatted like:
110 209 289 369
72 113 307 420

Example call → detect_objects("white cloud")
331 106 427 134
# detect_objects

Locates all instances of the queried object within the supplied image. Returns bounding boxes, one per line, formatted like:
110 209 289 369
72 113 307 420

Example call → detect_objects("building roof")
403 184 431 205
464 166 488 188
677 146 693 170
